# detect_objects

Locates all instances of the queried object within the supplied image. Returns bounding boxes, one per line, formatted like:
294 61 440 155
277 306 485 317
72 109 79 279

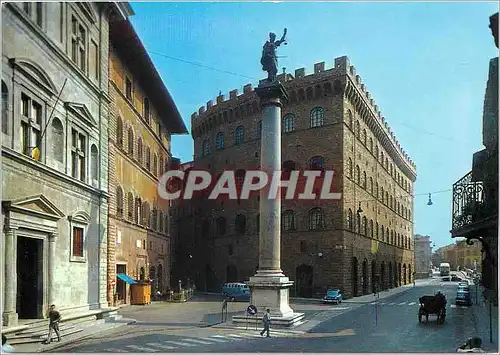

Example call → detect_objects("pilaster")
3 226 18 327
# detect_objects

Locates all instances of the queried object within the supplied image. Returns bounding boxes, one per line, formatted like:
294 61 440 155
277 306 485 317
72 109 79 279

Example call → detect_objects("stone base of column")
2 311 18 327
232 275 304 328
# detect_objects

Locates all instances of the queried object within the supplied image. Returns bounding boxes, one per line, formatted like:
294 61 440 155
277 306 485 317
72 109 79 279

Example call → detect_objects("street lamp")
357 202 363 214
427 193 433 206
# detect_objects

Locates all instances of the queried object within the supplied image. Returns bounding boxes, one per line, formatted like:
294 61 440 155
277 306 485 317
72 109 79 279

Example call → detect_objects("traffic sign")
247 305 257 315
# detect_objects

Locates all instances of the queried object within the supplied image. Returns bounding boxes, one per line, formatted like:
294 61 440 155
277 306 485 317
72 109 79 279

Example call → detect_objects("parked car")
323 289 343 304
451 275 463 282
221 283 250 301
456 289 472 306
458 282 470 291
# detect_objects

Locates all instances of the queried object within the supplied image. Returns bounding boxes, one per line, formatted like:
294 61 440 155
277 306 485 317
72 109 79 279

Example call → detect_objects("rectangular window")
35 2 43 27
20 93 43 160
71 128 86 181
125 78 132 100
70 16 86 73
142 240 146 249
149 241 153 250
143 98 150 123
300 240 306 253
91 40 99 81
72 226 84 257
23 2 32 16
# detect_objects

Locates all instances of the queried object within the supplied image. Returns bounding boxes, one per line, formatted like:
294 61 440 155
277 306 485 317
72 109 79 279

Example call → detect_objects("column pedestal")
232 81 303 328
3 227 18 327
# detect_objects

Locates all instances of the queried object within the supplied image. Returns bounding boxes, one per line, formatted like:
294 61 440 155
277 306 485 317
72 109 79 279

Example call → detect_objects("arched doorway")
380 262 386 291
352 257 358 297
398 263 402 287
157 264 163 292
392 263 398 287
226 264 238 282
362 259 369 295
388 262 393 289
408 265 412 283
139 267 145 281
371 260 377 293
296 264 313 298
403 264 407 284
149 266 156 291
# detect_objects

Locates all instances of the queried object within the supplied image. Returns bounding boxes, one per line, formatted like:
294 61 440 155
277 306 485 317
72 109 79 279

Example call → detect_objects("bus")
440 263 451 279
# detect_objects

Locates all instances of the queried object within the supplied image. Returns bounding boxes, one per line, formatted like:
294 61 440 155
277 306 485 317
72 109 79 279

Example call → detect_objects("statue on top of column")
260 28 287 83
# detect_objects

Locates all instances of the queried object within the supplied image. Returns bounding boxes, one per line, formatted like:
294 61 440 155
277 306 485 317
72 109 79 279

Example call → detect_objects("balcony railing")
452 171 496 233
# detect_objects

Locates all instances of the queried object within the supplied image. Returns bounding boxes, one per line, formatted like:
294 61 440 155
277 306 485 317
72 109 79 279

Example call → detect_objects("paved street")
51 278 498 353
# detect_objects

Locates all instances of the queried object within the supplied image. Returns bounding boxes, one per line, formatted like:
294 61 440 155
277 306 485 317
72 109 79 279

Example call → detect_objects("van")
221 283 250 301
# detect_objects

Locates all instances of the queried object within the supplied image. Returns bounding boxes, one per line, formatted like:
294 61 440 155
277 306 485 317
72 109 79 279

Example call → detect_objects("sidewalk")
468 289 498 353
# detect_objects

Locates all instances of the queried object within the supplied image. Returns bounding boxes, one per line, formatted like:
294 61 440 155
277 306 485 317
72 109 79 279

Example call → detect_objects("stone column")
233 82 303 327
3 227 18 327
48 232 57 307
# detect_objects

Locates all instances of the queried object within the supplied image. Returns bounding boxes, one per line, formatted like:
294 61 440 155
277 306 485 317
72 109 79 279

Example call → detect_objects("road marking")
332 329 356 336
331 307 351 310
380 302 386 305
104 349 129 352
239 332 263 338
227 334 246 339
408 302 416 305
209 335 230 342
388 302 396 305
146 342 177 350
370 301 377 305
181 338 215 345
164 340 198 347
126 345 160 352
398 302 406 305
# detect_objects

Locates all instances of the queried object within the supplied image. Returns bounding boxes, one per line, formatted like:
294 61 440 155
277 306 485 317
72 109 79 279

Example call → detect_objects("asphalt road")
53 279 492 353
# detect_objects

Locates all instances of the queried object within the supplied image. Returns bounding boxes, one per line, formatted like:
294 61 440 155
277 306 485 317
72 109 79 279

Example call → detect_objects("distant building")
414 235 432 278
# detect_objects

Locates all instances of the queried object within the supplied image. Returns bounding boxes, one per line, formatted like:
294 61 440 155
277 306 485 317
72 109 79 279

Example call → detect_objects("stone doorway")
351 257 358 297
116 264 127 303
296 264 313 298
16 236 43 319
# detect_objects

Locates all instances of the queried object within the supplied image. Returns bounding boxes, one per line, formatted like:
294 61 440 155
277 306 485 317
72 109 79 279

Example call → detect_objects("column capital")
4 225 19 233
48 232 58 240
255 81 289 106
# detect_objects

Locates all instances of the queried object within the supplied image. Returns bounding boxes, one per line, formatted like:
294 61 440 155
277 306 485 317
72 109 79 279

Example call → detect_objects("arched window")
387 228 391 243
309 208 324 230
309 156 325 171
369 137 373 152
355 165 360 184
356 213 361 233
127 192 134 220
282 210 295 231
375 182 379 198
347 158 353 178
153 154 158 176
142 201 150 226
257 120 262 138
91 144 98 184
116 117 124 147
348 109 353 128
380 186 384 202
116 186 124 217
137 137 143 163
369 219 374 238
369 177 373 194
235 126 244 145
310 107 324 128
235 214 246 234
1 81 8 134
216 132 224 150
381 225 385 241
362 129 367 145
375 222 379 239
135 197 142 224
347 209 353 230
217 217 226 236
127 127 134 155
51 117 64 163
283 114 295 133
355 120 360 138
362 171 367 189
143 98 150 123
362 216 367 235
202 139 211 156
145 146 151 170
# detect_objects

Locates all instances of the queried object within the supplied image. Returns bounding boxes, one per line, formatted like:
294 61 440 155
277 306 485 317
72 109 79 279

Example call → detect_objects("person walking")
44 304 61 344
260 309 271 337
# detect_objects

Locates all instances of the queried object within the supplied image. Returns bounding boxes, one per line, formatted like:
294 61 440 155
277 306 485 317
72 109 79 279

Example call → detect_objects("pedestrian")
413 272 416 287
44 304 61 344
260 309 271 337
2 334 15 353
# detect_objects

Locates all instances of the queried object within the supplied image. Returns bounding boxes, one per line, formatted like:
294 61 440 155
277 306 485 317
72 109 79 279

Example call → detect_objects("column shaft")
48 234 57 306
3 228 18 326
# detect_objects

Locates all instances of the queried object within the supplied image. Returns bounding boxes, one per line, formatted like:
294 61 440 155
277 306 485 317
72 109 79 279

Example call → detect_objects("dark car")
323 289 342 304
456 290 472 306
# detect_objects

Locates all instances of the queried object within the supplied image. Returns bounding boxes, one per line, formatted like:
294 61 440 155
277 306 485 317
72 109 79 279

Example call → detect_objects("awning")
117 273 137 284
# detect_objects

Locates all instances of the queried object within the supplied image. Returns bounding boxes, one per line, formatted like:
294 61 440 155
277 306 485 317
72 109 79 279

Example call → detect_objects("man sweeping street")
44 304 61 344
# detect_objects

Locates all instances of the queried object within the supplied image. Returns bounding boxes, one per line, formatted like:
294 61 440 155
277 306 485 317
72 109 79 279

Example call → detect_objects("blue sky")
129 1 498 248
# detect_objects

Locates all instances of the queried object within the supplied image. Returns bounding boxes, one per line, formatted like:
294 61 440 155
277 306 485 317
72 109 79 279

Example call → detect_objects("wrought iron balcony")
451 170 497 236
